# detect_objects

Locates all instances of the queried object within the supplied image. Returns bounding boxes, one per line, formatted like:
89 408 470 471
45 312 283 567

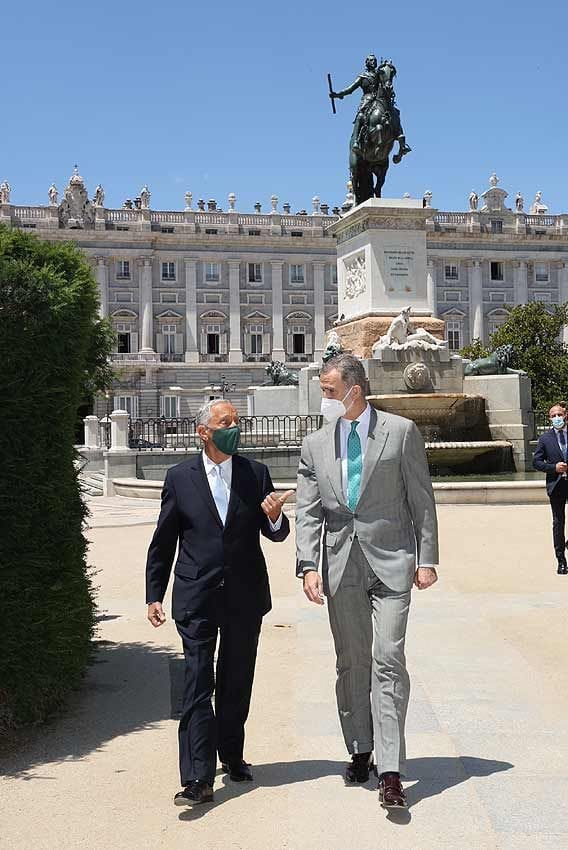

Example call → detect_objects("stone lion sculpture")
263 360 299 386
464 344 525 376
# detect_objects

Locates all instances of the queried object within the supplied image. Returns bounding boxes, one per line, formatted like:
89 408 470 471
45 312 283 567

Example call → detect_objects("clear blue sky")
3 0 567 214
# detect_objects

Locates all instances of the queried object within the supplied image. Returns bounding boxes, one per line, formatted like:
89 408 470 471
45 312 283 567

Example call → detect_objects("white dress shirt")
201 450 282 530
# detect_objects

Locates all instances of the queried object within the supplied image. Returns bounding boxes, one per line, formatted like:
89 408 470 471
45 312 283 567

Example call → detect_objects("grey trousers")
327 539 411 775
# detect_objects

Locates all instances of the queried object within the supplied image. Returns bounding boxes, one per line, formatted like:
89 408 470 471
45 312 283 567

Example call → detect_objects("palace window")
205 262 220 282
117 260 130 279
535 262 549 282
114 394 139 419
446 320 463 352
444 264 459 280
160 395 179 419
161 262 176 281
248 263 262 282
163 324 177 354
205 228 218 235
161 226 174 234
491 220 503 234
160 291 178 304
291 231 303 238
290 264 305 284
490 261 504 281
248 229 261 236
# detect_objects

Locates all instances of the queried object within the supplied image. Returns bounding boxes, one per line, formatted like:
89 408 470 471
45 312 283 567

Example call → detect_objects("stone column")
426 259 437 317
184 258 199 363
514 260 528 305
271 260 285 361
469 260 484 343
83 415 100 448
95 257 109 317
139 257 154 353
560 262 568 345
313 262 326 361
227 260 243 363
109 409 130 451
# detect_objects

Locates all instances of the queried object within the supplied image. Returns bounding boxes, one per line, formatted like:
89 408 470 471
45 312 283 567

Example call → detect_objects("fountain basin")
367 393 489 442
425 440 512 467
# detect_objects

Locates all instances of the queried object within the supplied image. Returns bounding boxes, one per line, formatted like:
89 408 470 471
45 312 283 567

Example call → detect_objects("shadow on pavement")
1 639 178 779
179 755 514 822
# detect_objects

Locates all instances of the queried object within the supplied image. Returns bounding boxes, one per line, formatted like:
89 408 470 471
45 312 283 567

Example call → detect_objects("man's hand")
414 567 438 590
147 602 166 627
556 462 568 474
261 490 294 523
303 571 325 605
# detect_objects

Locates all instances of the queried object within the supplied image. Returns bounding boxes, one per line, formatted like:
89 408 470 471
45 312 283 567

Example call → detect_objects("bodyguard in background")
533 402 568 574
146 399 291 807
295 354 439 810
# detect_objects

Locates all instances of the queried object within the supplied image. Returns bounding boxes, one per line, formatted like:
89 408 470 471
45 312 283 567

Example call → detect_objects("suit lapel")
224 454 246 529
190 454 223 528
358 407 388 499
323 420 345 506
549 429 564 462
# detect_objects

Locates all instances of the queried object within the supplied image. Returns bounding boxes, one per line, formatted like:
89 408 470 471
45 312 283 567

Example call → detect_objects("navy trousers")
176 589 261 786
550 478 568 563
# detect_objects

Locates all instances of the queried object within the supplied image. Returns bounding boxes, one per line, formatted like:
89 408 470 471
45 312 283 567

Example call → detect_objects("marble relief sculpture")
373 306 447 352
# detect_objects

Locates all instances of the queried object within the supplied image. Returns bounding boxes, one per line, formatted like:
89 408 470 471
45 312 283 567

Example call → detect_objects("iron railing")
127 414 322 451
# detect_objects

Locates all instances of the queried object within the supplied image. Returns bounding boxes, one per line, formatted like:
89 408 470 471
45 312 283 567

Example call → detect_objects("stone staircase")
79 469 105 497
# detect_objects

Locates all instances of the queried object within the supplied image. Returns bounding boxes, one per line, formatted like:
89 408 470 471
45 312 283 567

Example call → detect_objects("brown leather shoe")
378 772 407 808
345 752 375 784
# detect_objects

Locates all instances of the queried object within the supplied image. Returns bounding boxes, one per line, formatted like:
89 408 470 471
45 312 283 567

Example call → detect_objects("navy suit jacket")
533 428 567 496
145 453 290 622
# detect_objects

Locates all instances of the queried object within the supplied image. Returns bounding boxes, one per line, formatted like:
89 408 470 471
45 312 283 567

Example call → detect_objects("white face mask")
551 415 566 430
320 386 355 422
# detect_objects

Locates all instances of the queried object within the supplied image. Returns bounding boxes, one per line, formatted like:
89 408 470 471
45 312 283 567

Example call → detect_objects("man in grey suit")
295 354 439 809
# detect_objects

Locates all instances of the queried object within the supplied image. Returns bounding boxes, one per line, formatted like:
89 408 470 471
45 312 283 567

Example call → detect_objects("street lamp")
217 374 236 400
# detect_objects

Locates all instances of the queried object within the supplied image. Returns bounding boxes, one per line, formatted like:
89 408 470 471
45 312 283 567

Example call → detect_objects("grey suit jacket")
295 407 439 595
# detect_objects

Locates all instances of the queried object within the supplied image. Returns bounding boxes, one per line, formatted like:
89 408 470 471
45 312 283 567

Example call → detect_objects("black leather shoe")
221 760 253 782
345 752 375 784
378 772 407 809
557 561 568 574
174 780 214 807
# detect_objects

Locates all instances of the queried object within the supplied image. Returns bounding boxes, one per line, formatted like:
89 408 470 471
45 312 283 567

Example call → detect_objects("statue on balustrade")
263 360 299 386
140 185 151 209
48 183 58 206
0 181 11 204
328 54 412 205
469 191 478 211
93 184 105 207
515 192 524 213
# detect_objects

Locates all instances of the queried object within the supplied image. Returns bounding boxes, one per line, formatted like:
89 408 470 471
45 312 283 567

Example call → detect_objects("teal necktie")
347 420 362 511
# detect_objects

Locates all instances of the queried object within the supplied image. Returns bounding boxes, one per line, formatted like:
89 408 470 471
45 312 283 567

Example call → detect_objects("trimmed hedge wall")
0 225 104 736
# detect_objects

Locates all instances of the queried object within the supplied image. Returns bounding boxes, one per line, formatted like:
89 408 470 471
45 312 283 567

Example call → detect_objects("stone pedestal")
464 373 535 470
366 348 465 396
328 198 440 356
247 385 299 416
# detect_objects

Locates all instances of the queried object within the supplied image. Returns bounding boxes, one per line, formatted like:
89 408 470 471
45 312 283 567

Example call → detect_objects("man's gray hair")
195 398 231 427
320 353 368 391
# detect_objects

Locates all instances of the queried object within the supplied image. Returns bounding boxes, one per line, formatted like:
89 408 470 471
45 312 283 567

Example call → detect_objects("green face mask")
211 425 241 455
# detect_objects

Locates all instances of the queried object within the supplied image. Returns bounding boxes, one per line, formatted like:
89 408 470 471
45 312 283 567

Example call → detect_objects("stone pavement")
2 500 568 850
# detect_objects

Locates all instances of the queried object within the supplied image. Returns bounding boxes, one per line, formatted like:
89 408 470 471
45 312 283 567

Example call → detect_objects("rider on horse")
331 54 411 163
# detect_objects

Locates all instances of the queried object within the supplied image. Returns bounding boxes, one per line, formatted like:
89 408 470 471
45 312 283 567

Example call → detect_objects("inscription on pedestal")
384 247 415 294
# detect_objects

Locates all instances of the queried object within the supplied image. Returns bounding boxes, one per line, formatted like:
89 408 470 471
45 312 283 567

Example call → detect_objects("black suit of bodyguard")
145 401 290 805
533 403 568 574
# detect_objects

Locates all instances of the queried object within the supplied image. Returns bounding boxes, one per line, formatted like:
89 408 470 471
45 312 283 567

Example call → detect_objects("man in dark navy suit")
533 402 568 574
146 399 292 807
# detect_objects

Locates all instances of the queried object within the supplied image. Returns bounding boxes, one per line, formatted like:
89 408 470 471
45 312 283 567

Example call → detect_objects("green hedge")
0 225 107 736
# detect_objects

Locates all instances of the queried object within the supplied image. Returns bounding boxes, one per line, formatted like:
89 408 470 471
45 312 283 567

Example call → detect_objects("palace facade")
3 170 567 417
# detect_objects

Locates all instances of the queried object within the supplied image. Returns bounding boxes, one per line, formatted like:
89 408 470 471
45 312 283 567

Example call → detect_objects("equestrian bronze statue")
329 54 412 206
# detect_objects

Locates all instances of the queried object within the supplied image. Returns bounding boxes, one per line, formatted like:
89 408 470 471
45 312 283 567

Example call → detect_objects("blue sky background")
3 0 567 213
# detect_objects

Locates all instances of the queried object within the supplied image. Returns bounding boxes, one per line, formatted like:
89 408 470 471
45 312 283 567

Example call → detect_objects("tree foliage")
480 302 568 411
0 225 113 737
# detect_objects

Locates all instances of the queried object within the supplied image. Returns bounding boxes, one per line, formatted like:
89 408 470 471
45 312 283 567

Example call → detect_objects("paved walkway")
2 500 568 850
